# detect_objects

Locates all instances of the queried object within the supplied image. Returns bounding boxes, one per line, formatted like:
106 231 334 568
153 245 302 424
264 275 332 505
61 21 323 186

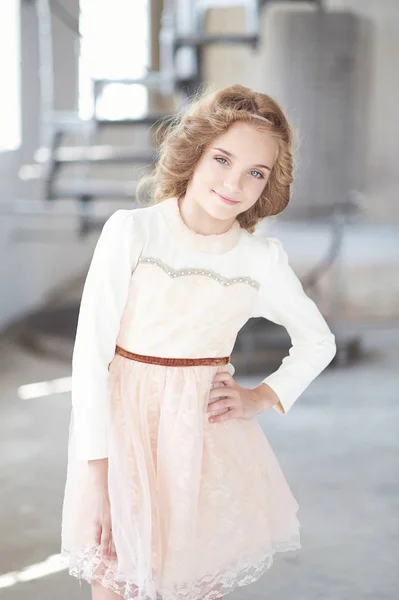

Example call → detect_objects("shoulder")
240 230 288 269
110 200 168 227
102 203 155 236
101 207 136 228
261 236 289 266
101 201 168 249
240 232 299 294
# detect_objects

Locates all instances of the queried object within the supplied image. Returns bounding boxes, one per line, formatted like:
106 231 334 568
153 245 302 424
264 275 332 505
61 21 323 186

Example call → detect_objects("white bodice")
71 197 337 459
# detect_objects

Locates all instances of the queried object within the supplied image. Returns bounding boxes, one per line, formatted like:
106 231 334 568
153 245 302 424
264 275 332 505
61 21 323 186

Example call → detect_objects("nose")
222 171 243 194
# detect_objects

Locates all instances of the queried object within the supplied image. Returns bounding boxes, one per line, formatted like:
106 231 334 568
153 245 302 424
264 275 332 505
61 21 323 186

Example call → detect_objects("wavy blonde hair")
136 83 295 233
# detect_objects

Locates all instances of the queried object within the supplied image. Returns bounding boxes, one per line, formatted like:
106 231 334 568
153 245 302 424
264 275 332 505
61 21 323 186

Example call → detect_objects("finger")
93 521 102 545
208 387 238 404
212 372 234 385
210 407 237 423
107 528 112 556
207 397 236 412
109 535 117 560
101 527 111 557
208 389 235 402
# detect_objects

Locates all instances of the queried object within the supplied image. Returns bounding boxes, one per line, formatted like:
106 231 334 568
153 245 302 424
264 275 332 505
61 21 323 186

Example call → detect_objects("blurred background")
0 0 398 598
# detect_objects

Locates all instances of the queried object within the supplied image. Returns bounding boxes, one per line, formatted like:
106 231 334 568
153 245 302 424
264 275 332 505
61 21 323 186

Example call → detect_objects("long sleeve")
252 237 337 416
71 209 143 460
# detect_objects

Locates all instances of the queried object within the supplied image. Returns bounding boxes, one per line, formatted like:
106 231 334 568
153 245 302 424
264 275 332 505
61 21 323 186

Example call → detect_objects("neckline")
159 196 242 254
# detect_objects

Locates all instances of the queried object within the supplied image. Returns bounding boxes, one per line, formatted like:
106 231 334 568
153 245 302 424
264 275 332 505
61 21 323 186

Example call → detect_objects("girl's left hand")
206 371 272 423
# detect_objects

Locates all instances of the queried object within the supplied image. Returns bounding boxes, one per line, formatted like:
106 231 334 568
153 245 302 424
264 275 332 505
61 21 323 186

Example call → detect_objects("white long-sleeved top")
71 196 336 460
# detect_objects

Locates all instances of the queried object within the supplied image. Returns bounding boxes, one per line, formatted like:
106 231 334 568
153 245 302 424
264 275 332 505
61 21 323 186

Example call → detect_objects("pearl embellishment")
138 256 260 289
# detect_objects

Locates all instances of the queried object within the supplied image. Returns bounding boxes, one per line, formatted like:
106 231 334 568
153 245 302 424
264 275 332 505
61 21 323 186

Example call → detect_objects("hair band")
250 114 273 124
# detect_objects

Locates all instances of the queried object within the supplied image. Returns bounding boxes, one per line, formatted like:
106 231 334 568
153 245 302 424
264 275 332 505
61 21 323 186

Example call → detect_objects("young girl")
61 84 336 600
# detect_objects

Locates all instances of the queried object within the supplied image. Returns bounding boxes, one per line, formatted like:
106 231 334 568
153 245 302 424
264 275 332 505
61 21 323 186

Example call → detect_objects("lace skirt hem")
60 536 301 600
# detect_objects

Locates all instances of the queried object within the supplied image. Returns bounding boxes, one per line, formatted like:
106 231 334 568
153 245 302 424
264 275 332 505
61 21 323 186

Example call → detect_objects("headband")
250 114 273 124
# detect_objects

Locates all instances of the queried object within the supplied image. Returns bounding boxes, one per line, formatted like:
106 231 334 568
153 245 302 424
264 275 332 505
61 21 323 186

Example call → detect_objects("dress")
60 196 337 600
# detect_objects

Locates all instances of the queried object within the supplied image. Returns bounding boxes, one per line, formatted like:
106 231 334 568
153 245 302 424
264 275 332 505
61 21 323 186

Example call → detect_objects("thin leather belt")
115 344 230 367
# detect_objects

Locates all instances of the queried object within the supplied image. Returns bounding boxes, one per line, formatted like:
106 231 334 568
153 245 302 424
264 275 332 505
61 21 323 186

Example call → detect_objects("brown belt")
114 344 230 367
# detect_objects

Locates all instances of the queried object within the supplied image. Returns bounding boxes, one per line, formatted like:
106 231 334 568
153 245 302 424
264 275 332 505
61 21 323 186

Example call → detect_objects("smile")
213 191 240 205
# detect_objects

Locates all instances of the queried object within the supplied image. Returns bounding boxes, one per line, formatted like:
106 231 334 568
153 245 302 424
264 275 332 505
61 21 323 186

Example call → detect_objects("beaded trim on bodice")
137 256 260 290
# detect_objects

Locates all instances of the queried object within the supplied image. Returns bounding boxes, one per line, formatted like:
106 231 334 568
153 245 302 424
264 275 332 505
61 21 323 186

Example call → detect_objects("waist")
114 344 230 367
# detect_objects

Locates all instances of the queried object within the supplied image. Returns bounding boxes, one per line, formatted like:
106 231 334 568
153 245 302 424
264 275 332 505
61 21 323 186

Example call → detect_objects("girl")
61 84 336 600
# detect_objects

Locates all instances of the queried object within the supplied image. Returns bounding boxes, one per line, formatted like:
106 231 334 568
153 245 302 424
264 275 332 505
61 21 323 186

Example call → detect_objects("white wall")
0 0 84 330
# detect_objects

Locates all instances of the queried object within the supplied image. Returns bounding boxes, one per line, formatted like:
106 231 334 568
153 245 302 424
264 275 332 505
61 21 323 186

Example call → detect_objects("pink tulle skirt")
61 352 301 600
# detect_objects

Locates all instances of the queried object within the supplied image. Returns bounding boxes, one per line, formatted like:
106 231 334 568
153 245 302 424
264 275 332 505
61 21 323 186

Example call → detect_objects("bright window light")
0 0 21 151
79 0 149 120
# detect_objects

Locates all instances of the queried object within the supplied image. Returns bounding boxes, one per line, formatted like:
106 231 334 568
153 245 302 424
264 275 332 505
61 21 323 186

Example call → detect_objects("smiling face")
185 120 278 222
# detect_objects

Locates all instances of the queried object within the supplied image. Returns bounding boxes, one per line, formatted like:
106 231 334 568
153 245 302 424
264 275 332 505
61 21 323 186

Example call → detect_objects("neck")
178 194 237 236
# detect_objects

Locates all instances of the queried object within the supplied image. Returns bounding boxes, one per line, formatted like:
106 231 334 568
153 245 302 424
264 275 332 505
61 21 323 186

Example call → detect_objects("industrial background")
0 1 398 599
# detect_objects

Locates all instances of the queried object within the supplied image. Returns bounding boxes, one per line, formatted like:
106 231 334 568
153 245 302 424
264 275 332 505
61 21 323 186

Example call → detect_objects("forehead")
208 121 277 165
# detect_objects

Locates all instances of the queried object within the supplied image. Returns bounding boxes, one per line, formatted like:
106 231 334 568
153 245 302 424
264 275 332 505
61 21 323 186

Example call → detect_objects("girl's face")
186 120 278 222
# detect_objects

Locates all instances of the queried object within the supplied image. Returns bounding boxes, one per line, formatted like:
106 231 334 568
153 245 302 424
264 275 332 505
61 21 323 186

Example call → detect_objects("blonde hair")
136 83 295 233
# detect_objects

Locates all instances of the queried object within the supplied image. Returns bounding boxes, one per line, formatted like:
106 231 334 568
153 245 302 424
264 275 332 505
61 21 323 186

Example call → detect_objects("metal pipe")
35 0 54 151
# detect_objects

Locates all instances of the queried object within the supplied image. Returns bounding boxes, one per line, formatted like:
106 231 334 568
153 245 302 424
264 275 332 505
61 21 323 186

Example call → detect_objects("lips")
213 191 240 204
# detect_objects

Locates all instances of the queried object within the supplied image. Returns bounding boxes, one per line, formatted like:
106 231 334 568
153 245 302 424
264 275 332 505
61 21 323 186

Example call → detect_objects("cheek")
208 160 223 179
247 176 267 195
194 161 222 187
256 174 269 191
246 178 267 204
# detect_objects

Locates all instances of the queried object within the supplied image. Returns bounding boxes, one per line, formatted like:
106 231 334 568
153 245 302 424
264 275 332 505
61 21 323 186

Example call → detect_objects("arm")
71 209 143 460
252 237 337 415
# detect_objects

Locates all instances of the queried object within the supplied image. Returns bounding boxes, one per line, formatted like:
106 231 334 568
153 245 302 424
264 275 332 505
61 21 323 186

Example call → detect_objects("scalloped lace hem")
61 537 301 600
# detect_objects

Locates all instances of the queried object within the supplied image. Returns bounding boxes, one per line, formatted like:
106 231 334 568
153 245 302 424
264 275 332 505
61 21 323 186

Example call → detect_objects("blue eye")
214 157 264 179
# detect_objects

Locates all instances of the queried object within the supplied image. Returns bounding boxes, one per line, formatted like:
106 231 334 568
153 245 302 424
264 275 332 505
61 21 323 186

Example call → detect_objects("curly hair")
136 83 295 233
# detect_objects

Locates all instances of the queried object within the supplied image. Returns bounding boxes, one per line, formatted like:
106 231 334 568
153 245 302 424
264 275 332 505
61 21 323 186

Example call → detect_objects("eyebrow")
212 147 271 171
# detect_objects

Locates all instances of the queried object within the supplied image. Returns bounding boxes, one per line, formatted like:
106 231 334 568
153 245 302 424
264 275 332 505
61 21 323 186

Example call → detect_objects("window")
79 0 149 120
0 0 21 151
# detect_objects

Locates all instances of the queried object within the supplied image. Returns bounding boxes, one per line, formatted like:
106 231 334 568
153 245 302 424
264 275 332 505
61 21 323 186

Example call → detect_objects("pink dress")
60 197 336 600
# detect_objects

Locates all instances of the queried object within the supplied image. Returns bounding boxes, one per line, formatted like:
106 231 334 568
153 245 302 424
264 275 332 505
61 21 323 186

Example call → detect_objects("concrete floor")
0 323 398 600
